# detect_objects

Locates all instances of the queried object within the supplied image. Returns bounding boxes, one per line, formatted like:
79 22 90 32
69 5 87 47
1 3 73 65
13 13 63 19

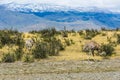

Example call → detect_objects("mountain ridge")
0 3 120 31
3 3 113 13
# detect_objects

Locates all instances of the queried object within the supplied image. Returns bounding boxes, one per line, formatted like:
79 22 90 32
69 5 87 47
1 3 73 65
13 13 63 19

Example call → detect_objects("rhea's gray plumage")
83 41 101 56
25 38 34 50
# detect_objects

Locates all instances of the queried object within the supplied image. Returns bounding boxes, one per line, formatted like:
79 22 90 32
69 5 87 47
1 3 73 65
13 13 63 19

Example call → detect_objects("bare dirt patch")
0 59 120 80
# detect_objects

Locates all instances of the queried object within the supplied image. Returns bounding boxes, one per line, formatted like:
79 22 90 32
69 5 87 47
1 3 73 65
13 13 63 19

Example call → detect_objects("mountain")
0 3 120 31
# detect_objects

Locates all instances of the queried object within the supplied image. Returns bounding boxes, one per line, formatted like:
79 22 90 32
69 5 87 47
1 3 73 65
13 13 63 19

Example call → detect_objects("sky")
0 0 120 12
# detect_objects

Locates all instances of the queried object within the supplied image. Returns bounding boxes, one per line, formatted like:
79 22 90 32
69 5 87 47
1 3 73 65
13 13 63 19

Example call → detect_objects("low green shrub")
117 34 120 44
40 28 58 38
48 39 60 56
14 47 23 61
58 41 65 51
70 39 75 44
33 42 48 59
78 30 84 36
62 31 68 37
22 54 34 62
100 44 115 56
84 35 92 40
1 53 15 63
101 33 106 36
64 39 71 46
80 29 100 40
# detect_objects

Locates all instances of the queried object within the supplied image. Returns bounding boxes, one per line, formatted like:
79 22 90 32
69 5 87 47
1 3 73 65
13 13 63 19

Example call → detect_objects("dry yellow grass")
0 31 120 62
52 31 120 61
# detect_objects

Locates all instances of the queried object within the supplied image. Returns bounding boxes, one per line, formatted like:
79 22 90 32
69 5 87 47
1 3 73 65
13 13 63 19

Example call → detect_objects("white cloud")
0 0 120 12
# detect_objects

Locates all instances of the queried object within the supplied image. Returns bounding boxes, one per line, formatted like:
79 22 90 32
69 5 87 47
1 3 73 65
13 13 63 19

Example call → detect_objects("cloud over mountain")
0 0 120 12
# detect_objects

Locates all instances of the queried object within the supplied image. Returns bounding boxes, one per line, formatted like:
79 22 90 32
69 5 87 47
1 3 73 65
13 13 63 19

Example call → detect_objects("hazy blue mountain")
0 3 120 31
0 6 42 30
32 11 120 28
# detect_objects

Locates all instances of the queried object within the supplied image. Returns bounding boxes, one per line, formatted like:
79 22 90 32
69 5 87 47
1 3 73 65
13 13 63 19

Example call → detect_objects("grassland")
0 29 120 80
48 30 120 61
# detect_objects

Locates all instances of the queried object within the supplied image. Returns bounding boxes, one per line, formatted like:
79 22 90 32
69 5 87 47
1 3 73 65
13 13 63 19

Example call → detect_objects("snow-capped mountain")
4 3 111 13
5 3 73 12
0 2 120 31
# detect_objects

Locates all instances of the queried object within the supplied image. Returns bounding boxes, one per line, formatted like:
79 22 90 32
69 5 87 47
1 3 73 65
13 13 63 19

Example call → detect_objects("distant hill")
0 3 120 31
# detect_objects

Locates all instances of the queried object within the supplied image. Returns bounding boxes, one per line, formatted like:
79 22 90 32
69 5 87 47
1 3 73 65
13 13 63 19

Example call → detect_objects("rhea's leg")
91 50 94 56
92 50 96 62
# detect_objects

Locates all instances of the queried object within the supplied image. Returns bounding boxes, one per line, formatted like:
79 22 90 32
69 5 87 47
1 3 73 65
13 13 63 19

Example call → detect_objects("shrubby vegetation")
117 34 120 44
0 30 23 46
33 42 48 59
0 28 119 63
101 33 106 36
15 47 24 61
64 39 75 46
0 28 67 62
84 29 100 39
22 54 34 62
78 29 100 39
2 52 16 63
78 30 84 36
100 43 115 56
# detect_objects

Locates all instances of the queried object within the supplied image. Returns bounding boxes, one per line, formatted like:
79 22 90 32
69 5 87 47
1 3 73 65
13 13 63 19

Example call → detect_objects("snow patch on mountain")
2 3 111 13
